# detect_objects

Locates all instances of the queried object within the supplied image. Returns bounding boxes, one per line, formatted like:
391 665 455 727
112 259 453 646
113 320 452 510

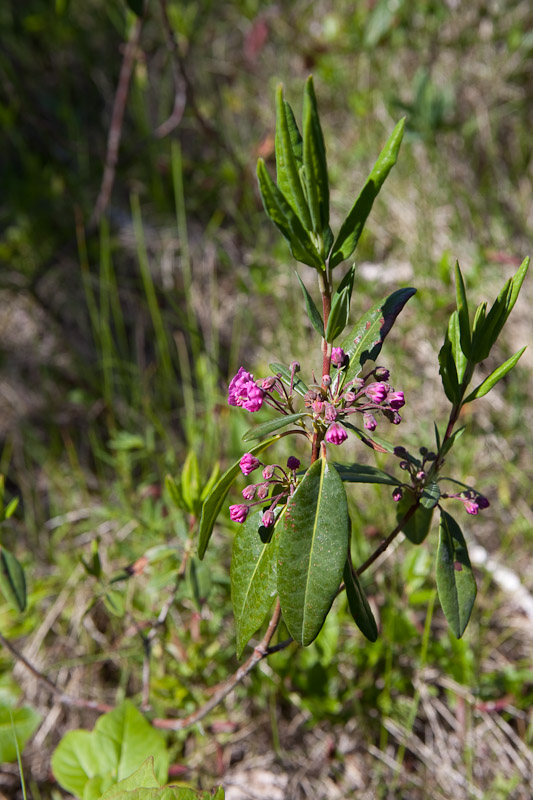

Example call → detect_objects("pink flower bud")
464 500 479 515
287 456 300 470
262 465 275 480
416 470 426 481
312 399 325 414
364 382 389 403
242 485 256 500
343 391 356 405
392 487 403 502
325 423 348 445
262 510 275 527
374 367 390 380
388 391 405 410
261 377 276 390
324 404 338 422
240 453 260 475
229 504 249 523
331 347 345 367
363 412 377 431
256 483 270 500
322 375 331 387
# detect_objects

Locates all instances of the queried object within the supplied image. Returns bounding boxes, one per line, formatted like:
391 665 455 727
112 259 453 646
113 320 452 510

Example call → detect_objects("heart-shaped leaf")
277 458 349 645
436 510 476 638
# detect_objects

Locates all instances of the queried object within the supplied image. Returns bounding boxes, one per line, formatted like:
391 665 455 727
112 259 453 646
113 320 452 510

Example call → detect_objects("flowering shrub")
199 78 528 656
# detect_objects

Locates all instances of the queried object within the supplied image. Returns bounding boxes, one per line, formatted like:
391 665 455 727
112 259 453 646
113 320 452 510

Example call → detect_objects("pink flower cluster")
229 454 301 526
228 367 265 412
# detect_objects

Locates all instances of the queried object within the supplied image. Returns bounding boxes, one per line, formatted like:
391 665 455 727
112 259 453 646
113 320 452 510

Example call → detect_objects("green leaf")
200 462 220 503
296 272 324 337
436 510 476 638
343 561 378 642
4 496 19 520
339 287 416 384
198 437 280 559
99 758 160 798
186 556 212 609
99 757 223 800
231 511 278 658
333 463 397 486
420 481 441 510
330 118 405 267
463 347 526 404
396 494 433 544
165 475 185 511
181 451 200 513
257 159 323 269
302 76 330 237
471 281 511 363
275 85 312 229
325 285 351 342
0 705 41 763
439 425 465 459
447 311 468 384
277 459 349 645
269 363 309 396
242 412 308 442
438 337 460 404
454 261 471 358
103 590 125 618
342 421 393 453
0 546 26 612
51 701 169 800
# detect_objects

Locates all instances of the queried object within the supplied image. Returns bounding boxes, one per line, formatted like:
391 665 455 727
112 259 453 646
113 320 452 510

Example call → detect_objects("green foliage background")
1 1 532 797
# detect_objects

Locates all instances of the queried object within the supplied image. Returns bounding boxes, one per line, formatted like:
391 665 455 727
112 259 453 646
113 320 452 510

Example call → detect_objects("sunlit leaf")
277 458 349 645
302 75 329 238
269 362 309 396
275 85 312 229
242 413 308 442
463 347 526 404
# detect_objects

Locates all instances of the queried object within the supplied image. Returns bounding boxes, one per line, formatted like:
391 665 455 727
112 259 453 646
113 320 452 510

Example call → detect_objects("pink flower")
262 510 275 527
325 423 348 445
388 391 405 410
227 367 265 412
240 453 260 475
331 347 345 367
363 412 377 431
464 500 479 515
229 504 249 523
364 382 389 403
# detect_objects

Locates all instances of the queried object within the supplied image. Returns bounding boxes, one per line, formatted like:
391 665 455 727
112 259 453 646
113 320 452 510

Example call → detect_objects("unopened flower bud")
291 361 300 372
363 412 377 431
388 391 405 410
240 453 260 475
464 500 479 515
365 382 388 403
400 461 409 470
426 451 437 461
262 510 276 527
256 483 270 500
343 391 356 404
261 377 276 391
287 456 300 471
374 367 390 381
331 347 345 367
229 504 249 523
322 375 331 387
325 423 348 445
477 495 490 509
392 487 403 502
242 485 256 500
394 446 407 457
416 470 426 481
262 465 275 480
419 446 428 456
312 399 325 414
304 390 318 407
324 404 338 422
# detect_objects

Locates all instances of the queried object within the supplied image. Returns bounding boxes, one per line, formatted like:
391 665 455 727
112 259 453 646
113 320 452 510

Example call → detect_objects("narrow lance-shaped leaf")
296 272 324 337
269 362 309 396
325 264 356 343
0 546 26 612
436 510 476 638
471 280 512 364
257 159 324 269
333 463 397 486
275 85 312 229
343 560 378 642
331 118 405 267
454 261 471 358
231 511 279 658
277 458 349 645
339 287 416 385
447 311 468 385
396 492 433 545
438 337 461 404
302 75 330 237
198 436 281 559
463 346 526 404
242 412 308 442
